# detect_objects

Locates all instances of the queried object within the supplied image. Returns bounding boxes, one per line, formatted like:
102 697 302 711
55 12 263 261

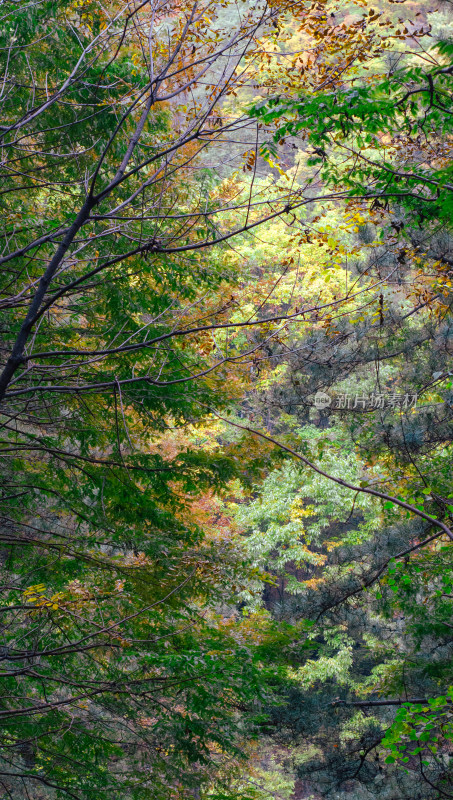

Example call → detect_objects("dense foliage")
0 0 452 799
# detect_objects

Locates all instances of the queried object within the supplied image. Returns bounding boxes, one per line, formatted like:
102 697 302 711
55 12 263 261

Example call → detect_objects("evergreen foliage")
1 0 452 798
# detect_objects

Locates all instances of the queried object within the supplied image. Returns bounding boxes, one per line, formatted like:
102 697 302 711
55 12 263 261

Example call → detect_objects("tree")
223 18 453 791
3 0 451 797
0 0 306 795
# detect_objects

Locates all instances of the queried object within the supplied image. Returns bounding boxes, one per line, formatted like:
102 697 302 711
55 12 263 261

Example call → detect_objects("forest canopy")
0 0 452 799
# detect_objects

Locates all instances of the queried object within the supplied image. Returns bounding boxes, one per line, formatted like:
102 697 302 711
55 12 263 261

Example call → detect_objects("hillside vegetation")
0 0 452 798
